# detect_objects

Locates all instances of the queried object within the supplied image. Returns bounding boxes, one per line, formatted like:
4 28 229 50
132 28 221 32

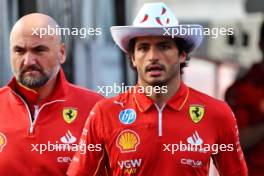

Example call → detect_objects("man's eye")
138 45 148 52
160 44 171 50
14 48 25 54
34 46 48 52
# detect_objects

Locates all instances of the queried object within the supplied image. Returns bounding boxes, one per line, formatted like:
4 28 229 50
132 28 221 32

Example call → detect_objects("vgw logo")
118 159 142 174
119 109 137 125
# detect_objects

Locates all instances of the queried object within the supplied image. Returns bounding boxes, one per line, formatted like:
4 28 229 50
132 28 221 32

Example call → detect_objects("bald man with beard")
0 13 103 175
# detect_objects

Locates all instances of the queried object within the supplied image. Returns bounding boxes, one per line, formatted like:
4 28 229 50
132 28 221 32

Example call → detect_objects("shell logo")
116 130 140 153
0 132 7 152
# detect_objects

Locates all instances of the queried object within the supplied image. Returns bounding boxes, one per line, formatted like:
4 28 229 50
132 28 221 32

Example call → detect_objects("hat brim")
110 25 204 53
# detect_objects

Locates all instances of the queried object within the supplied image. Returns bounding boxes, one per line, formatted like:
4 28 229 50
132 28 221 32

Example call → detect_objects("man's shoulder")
188 87 230 111
189 87 222 102
188 87 235 124
95 91 131 109
0 85 10 95
67 83 104 101
0 86 13 106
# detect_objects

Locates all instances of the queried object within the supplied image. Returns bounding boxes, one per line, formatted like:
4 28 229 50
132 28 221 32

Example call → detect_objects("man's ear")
59 43 66 64
131 55 136 67
179 51 187 64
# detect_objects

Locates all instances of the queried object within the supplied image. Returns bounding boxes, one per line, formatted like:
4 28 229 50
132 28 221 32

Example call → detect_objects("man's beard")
18 65 50 88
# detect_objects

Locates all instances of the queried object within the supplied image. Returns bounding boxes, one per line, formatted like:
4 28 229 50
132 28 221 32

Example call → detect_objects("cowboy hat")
110 2 204 53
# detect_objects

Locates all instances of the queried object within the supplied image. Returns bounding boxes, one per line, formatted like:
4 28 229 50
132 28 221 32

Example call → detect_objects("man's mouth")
24 70 40 74
22 68 42 77
21 65 42 75
146 65 164 76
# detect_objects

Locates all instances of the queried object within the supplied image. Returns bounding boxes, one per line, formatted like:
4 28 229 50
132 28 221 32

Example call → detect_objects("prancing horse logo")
63 108 78 124
189 105 205 124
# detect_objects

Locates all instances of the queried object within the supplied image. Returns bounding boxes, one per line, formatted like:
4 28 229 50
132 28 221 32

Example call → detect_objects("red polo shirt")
67 82 247 176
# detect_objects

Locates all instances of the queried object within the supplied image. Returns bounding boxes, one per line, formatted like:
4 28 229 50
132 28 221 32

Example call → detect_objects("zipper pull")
29 125 34 134
29 105 39 134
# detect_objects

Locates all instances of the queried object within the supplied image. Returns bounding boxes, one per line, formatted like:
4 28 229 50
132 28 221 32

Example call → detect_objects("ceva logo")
181 158 203 168
119 109 137 125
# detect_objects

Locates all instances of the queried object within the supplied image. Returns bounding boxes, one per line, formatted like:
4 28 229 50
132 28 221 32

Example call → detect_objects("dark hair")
127 37 190 75
260 21 264 42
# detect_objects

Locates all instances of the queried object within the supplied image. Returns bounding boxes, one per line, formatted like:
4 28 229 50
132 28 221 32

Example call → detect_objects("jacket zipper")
31 105 40 133
154 104 165 137
11 90 65 134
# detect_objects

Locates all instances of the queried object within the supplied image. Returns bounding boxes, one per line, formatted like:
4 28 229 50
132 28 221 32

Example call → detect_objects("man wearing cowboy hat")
67 2 248 176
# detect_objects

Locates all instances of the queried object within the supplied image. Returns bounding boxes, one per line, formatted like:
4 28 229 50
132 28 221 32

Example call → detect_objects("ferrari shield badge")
63 108 78 123
189 105 205 124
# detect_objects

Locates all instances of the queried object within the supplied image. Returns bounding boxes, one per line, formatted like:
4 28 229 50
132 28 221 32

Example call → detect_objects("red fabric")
15 82 38 117
226 63 264 176
67 82 247 176
0 69 103 175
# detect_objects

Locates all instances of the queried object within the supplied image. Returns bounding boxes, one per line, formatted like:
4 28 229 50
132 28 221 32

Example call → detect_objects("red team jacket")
67 82 248 176
0 69 103 175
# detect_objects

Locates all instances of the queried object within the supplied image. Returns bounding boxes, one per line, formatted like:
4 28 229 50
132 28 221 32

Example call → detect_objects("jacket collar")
7 69 69 105
134 82 189 112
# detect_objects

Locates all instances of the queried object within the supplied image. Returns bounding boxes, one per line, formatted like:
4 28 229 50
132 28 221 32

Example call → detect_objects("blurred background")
0 0 264 175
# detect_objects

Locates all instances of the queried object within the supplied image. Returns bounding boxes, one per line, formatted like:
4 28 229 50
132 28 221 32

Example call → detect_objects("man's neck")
33 77 57 104
140 76 181 108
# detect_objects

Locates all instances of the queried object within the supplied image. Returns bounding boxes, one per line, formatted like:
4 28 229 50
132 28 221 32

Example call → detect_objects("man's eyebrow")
12 45 25 50
157 40 174 45
32 45 49 50
137 40 173 45
12 45 50 52
136 42 150 48
137 42 149 45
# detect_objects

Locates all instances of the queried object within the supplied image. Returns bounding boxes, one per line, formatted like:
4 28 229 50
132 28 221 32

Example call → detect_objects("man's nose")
23 52 37 66
148 46 160 62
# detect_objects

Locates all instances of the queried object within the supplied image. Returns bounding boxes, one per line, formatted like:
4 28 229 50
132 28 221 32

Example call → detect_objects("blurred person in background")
0 13 103 175
225 21 264 176
67 2 247 176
